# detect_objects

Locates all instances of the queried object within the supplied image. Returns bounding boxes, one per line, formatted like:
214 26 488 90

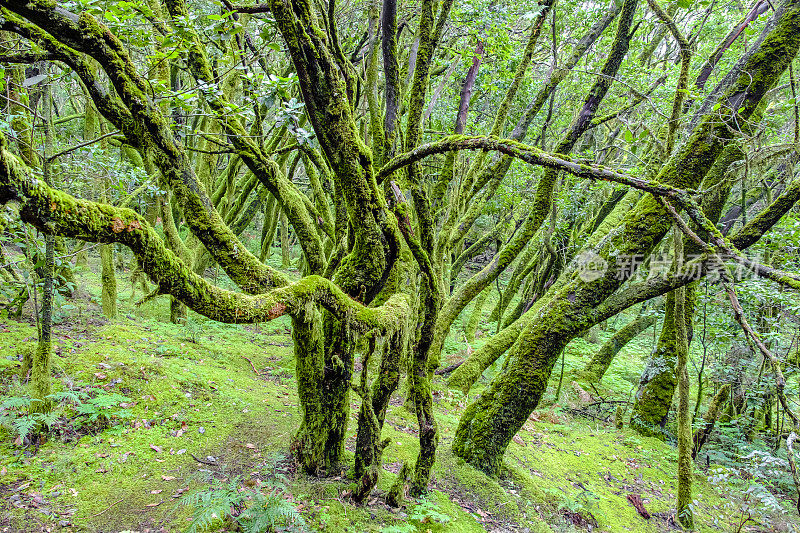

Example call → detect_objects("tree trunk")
292 308 356 475
693 383 731 459
100 242 117 319
582 312 658 380
630 140 749 434
452 1 800 471
280 209 290 269
32 73 54 418
464 286 489 344
673 232 694 530
630 289 694 438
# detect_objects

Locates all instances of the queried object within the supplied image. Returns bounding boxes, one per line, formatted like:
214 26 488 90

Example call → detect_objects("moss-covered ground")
1 261 798 532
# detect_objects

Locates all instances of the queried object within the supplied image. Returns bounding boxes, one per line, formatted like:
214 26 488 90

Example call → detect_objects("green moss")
0 263 787 531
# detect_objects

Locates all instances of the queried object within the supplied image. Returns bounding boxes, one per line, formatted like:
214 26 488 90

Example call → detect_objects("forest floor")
1 262 798 533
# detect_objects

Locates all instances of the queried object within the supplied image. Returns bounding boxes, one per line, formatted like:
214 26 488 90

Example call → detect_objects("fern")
75 402 101 421
408 498 451 525
46 390 85 404
180 477 247 533
38 411 61 429
240 492 305 532
89 392 130 409
0 395 39 411
74 391 132 428
180 478 305 533
11 416 38 442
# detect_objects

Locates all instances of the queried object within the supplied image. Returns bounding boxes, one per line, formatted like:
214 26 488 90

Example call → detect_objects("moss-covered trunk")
630 141 749 435
673 232 693 529
452 1 800 472
291 308 329 474
32 77 54 418
582 312 658 380
99 242 117 319
464 286 489 343
693 383 731 459
630 289 694 437
292 307 359 475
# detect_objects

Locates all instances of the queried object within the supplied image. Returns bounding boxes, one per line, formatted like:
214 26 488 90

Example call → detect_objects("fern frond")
0 395 38 411
12 416 38 441
46 390 85 404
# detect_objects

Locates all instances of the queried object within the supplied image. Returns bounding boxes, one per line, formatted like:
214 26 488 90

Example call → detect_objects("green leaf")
624 129 634 143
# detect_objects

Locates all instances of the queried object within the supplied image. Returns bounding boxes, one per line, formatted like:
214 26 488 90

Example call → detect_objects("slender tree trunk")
452 2 800 471
99 241 117 319
464 286 489 343
259 195 279 262
280 209 290 269
693 383 731 459
32 71 54 417
674 231 694 530
582 313 658 380
85 94 118 319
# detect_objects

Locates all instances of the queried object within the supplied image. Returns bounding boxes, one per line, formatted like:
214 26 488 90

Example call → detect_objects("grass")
0 258 798 532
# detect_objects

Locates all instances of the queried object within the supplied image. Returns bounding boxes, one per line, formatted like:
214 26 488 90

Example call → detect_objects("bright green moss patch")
0 269 797 532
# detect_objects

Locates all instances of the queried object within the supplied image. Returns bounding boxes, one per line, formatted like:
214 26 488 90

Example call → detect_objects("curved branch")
0 3 288 292
378 135 695 198
0 138 409 330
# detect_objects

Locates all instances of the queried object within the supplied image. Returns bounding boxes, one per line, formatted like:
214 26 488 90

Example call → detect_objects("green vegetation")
0 265 796 531
3 0 800 530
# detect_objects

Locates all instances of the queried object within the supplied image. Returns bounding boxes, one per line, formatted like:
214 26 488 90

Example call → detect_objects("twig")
46 130 121 162
589 383 606 403
189 452 218 466
79 497 124 519
242 356 259 375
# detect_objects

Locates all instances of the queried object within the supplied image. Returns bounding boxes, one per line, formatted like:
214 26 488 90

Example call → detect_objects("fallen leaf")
145 502 160 507
150 444 163 453
161 475 176 481
155 458 165 463
176 449 187 455
95 468 108 474
94 372 107 380
245 443 256 449
150 489 163 494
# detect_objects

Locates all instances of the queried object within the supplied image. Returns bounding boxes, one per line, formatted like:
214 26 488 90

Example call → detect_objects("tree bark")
452 1 800 472
582 313 658 381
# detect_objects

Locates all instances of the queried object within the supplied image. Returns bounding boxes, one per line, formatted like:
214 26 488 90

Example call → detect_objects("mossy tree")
3 0 800 510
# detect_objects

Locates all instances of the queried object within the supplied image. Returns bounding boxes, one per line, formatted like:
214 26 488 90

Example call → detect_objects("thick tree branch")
0 139 409 330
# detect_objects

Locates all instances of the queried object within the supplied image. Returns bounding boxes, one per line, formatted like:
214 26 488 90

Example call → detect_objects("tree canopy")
2 0 800 524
